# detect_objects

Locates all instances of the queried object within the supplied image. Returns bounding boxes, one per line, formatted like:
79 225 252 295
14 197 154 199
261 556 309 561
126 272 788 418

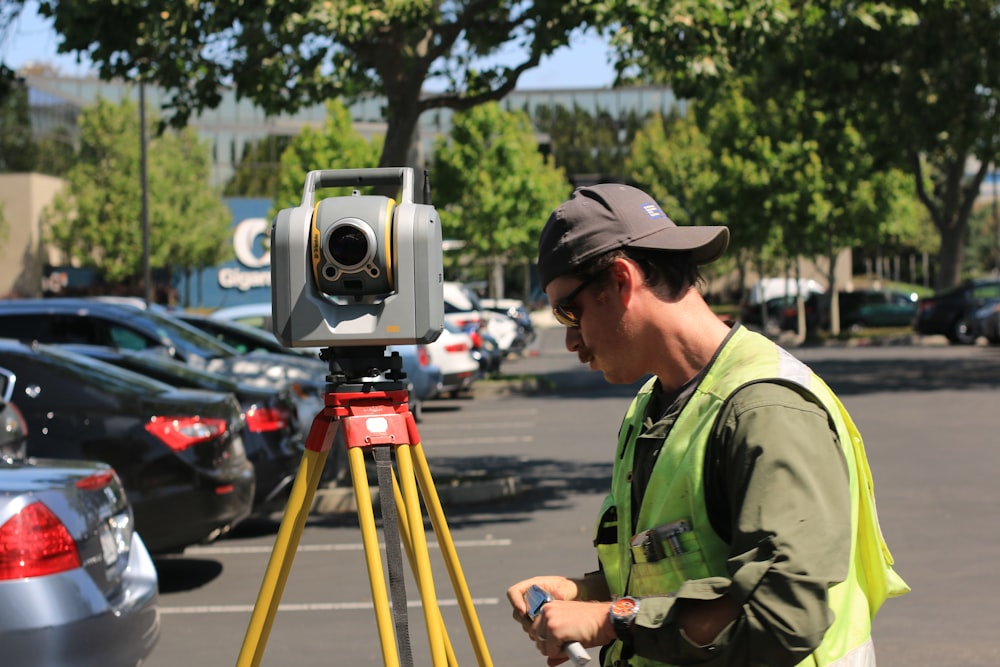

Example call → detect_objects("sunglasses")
551 272 604 328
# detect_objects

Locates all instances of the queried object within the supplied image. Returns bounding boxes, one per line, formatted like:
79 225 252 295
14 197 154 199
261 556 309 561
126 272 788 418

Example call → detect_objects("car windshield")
35 345 175 395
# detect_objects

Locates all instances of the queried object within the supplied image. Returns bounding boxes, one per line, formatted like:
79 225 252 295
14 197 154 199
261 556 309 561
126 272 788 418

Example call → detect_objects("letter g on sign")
233 217 270 269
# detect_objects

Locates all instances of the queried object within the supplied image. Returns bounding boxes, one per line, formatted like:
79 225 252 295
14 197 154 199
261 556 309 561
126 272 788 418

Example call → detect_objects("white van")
747 277 826 305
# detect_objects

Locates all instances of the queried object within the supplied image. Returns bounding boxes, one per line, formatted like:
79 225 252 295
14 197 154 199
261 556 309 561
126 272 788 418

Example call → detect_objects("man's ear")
610 256 640 306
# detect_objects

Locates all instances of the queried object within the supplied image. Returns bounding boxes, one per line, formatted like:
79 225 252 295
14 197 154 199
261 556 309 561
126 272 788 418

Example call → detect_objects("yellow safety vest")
596 327 909 666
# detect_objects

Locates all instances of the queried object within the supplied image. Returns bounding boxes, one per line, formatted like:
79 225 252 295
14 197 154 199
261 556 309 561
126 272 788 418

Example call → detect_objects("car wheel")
947 317 977 345
410 395 423 423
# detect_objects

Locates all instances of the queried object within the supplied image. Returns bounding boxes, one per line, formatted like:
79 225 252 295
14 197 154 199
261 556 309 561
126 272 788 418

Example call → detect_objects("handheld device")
524 585 592 665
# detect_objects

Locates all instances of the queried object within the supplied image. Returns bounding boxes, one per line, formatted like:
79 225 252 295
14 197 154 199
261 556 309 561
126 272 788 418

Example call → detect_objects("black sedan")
0 340 255 554
59 344 304 517
913 278 1000 344
0 297 328 430
0 366 161 667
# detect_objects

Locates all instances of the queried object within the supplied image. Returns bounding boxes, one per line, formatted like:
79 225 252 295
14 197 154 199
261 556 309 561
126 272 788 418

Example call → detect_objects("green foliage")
272 100 382 216
224 136 294 198
603 0 1000 289
431 102 568 290
38 0 597 169
529 103 648 178
0 78 35 172
626 77 921 307
43 97 231 286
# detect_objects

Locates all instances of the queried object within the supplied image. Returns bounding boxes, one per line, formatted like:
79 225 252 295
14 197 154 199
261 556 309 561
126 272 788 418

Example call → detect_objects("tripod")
236 347 494 667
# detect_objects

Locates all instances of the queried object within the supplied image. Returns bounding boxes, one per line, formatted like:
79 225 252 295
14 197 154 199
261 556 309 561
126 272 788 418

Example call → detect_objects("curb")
311 474 523 515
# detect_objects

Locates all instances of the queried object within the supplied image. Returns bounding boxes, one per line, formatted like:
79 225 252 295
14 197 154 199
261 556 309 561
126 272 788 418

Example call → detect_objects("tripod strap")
374 446 413 667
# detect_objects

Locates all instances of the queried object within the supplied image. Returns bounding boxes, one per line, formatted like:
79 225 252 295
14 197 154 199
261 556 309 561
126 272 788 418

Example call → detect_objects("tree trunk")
935 224 967 290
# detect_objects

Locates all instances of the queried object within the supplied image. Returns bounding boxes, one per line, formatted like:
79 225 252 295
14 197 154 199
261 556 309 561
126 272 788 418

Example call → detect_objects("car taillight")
417 346 431 367
445 341 469 353
145 416 228 452
0 502 81 580
75 470 116 491
245 405 290 433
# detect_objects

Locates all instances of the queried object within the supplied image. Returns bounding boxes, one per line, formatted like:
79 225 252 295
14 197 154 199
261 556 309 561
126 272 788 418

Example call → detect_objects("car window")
973 283 1000 299
0 313 102 345
108 323 157 351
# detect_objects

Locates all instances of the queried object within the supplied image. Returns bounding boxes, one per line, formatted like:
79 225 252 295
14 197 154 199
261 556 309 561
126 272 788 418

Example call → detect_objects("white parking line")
187 537 512 556
160 597 501 614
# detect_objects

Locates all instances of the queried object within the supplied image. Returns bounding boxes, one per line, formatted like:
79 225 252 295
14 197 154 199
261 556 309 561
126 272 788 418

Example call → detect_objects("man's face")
545 269 642 385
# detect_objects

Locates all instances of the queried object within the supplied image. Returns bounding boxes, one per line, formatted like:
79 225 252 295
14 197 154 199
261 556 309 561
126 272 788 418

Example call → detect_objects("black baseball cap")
537 183 729 288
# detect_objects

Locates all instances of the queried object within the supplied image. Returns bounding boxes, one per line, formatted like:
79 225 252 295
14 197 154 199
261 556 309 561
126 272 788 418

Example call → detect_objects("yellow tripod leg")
350 444 401 667
391 466 459 667
411 441 494 667
394 444 448 666
236 433 332 667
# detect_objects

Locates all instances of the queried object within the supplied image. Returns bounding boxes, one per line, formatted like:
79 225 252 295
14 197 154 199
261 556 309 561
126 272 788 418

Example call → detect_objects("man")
506 183 908 667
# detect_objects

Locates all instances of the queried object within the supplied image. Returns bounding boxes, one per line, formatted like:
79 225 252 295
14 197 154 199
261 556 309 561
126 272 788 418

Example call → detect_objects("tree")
0 76 36 172
431 102 568 298
44 97 231 290
529 103 648 180
603 0 1000 289
224 135 294 198
272 99 383 215
626 79 918 333
38 0 597 174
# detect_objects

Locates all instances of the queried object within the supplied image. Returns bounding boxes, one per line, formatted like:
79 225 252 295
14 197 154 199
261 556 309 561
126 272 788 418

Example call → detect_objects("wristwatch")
609 596 640 643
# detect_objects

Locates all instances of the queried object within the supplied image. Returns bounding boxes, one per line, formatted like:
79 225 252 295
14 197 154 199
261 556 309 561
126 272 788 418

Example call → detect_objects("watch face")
611 597 638 617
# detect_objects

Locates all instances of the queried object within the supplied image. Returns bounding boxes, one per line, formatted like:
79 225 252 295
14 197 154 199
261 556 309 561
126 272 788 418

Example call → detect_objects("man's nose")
564 327 582 351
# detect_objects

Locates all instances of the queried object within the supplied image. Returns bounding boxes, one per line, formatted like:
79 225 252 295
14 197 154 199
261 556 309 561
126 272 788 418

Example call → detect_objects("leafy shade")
44 97 231 287
39 0 598 170
605 0 1000 288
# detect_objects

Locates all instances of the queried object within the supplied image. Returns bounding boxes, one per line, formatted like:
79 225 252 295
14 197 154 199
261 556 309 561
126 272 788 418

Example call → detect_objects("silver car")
0 367 160 667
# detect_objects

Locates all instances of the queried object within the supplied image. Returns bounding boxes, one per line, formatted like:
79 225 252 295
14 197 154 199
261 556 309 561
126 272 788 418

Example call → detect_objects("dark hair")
576 249 702 299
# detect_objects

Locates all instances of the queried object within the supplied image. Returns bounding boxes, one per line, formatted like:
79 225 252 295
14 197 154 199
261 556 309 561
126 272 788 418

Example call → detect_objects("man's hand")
507 577 616 664
506 576 582 625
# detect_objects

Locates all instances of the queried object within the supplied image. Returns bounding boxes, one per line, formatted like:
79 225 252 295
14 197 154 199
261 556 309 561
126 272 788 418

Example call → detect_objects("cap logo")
641 202 666 219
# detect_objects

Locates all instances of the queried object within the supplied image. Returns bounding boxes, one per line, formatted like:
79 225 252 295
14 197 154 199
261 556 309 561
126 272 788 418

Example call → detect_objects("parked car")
479 297 536 350
970 298 1000 344
0 339 255 553
1 366 160 667
193 307 442 420
442 281 483 331
820 289 919 330
426 322 480 397
740 293 822 332
175 311 316 358
444 282 528 354
58 344 303 517
0 298 328 429
913 278 1000 344
462 321 503 376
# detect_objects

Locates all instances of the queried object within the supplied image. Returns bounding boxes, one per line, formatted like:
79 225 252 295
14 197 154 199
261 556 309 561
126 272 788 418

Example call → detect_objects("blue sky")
2 2 617 90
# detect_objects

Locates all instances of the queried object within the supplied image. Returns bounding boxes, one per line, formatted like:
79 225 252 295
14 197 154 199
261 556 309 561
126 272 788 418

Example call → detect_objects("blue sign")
174 198 274 309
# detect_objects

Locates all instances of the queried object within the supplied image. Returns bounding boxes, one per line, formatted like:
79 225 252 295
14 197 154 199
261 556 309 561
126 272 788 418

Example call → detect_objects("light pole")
139 80 152 306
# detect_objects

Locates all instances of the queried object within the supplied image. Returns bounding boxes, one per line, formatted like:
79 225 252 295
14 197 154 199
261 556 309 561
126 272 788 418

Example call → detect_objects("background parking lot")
144 330 1000 667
